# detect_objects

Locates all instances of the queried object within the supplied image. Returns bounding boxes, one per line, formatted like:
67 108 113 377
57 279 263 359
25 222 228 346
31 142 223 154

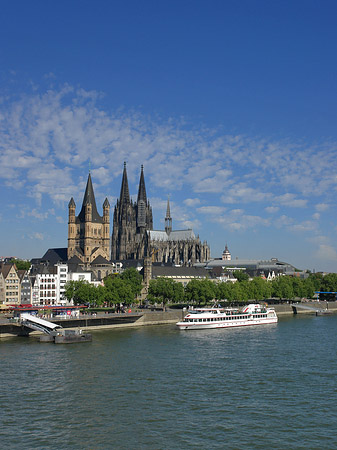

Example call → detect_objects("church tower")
111 163 153 260
222 243 231 261
165 196 172 235
67 173 110 264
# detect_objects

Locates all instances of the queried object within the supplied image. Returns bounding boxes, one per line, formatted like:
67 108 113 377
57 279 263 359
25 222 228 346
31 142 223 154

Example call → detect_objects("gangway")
291 303 330 315
20 313 63 335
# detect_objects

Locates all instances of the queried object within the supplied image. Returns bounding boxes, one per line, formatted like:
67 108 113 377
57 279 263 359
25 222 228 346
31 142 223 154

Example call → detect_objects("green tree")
104 276 134 305
248 277 272 301
271 276 294 300
215 282 232 302
233 270 249 282
120 268 143 298
148 278 184 308
10 259 31 271
184 279 216 305
64 280 96 305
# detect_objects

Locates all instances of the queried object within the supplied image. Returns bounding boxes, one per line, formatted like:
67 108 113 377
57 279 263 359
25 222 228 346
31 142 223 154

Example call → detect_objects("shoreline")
1 301 336 338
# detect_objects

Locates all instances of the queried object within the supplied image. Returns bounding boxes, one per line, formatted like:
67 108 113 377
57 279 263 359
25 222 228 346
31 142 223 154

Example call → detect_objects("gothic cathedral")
68 164 210 266
111 163 153 260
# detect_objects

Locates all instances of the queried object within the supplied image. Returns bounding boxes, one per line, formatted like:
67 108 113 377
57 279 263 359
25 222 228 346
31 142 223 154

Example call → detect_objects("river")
1 313 336 449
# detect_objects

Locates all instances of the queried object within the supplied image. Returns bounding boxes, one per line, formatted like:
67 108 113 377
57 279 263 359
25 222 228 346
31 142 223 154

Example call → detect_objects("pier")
1 302 336 338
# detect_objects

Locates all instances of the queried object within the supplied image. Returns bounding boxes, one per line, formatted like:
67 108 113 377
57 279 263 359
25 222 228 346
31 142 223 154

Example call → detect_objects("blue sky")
1 0 337 272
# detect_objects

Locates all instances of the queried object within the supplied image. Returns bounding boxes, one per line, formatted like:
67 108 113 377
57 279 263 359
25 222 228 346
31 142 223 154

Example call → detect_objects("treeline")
64 269 337 307
64 268 143 306
150 272 337 306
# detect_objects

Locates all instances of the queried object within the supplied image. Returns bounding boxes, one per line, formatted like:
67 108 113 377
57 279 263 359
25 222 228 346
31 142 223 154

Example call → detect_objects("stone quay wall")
1 302 336 338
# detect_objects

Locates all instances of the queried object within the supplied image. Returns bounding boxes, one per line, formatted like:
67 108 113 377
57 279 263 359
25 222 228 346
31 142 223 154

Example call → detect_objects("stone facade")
68 173 110 265
67 164 210 268
148 198 210 265
0 263 21 305
111 163 153 260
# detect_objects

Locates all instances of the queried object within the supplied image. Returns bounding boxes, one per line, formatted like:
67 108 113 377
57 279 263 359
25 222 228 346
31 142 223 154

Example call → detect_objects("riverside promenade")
1 301 336 338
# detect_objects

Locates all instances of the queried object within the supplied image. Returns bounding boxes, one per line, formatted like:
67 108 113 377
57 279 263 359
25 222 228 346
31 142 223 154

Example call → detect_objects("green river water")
1 313 336 449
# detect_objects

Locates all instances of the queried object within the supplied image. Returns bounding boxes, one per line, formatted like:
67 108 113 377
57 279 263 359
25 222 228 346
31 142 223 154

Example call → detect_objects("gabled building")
18 270 32 304
0 263 21 305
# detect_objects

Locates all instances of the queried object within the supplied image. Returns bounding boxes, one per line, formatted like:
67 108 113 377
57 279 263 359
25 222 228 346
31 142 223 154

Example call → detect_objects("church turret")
165 196 172 235
137 165 147 228
78 173 101 224
222 243 231 261
67 198 76 258
102 198 110 254
119 162 130 206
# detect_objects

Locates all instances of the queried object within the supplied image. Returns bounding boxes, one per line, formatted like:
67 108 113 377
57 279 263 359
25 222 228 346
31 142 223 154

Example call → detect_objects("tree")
120 268 143 298
104 276 134 305
184 279 216 305
148 278 184 308
248 277 272 301
233 270 249 282
271 276 294 300
64 280 96 305
10 259 31 271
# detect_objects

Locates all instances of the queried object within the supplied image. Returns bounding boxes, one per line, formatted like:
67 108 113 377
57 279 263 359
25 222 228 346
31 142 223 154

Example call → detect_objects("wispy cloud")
1 84 337 270
1 85 337 210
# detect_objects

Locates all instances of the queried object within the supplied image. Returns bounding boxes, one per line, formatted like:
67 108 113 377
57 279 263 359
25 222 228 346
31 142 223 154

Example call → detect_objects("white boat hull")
176 304 278 330
176 317 277 330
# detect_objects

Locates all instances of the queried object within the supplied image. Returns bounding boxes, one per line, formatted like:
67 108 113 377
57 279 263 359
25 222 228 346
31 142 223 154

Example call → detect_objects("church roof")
77 173 103 223
91 255 110 265
152 265 210 278
67 255 83 264
148 229 196 242
41 248 68 264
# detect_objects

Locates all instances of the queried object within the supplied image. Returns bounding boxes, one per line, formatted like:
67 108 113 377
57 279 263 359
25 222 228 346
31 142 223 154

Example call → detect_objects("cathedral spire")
165 196 172 235
119 162 130 204
137 165 147 227
78 172 101 223
137 165 147 203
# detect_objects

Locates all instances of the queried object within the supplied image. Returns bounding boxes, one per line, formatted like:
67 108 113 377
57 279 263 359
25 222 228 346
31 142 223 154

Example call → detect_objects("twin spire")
119 162 147 205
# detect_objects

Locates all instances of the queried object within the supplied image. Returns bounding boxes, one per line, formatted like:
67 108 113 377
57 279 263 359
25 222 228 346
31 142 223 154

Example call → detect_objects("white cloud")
274 215 294 228
315 203 329 212
221 185 271 204
316 244 337 261
211 209 270 231
2 83 337 262
290 221 317 232
28 232 44 240
196 206 226 215
28 209 49 220
184 198 201 207
265 206 279 213
275 193 307 208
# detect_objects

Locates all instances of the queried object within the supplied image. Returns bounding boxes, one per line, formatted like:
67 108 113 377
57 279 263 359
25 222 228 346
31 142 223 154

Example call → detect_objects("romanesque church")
67 163 210 266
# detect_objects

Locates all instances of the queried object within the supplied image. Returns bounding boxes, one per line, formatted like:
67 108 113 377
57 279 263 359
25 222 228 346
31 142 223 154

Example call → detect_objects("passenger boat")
176 303 278 330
